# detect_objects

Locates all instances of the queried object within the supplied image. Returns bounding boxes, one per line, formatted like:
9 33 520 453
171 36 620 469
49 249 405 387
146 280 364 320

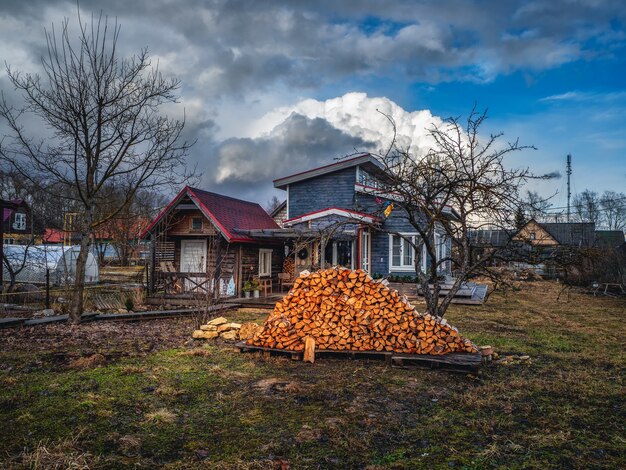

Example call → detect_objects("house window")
13 213 26 231
191 217 203 231
3 238 15 245
357 166 384 189
259 249 272 277
390 234 420 271
529 231 536 240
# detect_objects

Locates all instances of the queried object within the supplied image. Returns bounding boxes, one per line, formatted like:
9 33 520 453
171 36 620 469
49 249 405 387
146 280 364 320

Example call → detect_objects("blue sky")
0 0 625 207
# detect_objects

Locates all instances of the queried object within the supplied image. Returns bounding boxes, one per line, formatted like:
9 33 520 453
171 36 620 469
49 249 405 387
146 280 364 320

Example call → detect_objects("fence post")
45 268 50 309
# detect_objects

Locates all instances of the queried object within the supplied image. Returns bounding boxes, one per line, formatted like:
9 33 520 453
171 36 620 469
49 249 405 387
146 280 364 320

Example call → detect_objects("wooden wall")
240 244 284 284
167 210 217 237
514 221 559 246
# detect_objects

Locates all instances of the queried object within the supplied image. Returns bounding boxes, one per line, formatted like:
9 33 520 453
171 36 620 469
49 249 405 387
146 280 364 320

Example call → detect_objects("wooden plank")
94 304 238 321
8 304 240 328
391 352 482 373
0 317 27 329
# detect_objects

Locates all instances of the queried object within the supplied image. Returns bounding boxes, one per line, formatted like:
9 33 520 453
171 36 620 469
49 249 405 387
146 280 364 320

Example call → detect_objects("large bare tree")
373 108 546 318
0 11 192 322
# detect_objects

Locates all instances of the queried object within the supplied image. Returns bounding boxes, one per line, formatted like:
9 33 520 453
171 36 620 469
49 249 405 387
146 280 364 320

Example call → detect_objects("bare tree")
373 107 545 318
600 190 626 231
572 190 601 225
93 188 165 266
0 10 193 322
265 196 283 214
523 190 553 221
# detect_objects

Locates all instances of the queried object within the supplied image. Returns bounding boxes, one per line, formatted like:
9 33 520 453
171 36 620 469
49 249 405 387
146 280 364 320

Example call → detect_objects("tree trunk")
68 232 92 324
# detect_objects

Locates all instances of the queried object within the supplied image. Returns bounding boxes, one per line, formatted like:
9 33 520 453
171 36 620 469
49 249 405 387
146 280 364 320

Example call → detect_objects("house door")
323 240 354 269
180 239 207 292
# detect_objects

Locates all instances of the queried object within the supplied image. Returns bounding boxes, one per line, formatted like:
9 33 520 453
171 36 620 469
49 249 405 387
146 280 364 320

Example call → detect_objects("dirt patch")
253 377 303 394
68 353 106 369
0 317 196 356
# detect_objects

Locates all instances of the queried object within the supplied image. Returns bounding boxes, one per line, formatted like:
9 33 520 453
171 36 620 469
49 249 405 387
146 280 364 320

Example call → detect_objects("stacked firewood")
193 317 260 341
283 256 295 277
248 268 477 355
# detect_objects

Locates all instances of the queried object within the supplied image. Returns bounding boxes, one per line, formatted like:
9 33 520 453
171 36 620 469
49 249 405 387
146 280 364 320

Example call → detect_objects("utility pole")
566 154 572 223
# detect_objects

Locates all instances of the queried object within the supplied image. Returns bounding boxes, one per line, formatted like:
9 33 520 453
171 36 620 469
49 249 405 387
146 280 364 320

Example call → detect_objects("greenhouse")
2 244 99 285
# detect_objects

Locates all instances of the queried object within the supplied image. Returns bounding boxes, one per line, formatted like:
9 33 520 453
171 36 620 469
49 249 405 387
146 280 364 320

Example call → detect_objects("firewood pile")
248 268 478 355
193 317 260 341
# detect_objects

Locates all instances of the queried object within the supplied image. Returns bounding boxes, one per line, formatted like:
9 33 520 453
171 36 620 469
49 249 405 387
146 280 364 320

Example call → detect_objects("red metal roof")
43 228 66 243
141 186 279 243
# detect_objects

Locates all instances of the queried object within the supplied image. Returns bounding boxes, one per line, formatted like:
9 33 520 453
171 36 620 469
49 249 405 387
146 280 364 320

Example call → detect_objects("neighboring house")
141 186 283 296
42 227 81 245
267 153 454 277
468 229 518 266
471 220 625 279
92 217 151 264
595 230 625 250
2 199 42 245
514 219 596 250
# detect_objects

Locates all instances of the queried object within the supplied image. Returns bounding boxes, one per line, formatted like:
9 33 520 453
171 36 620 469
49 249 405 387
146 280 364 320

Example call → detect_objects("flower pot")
253 290 260 298
244 291 251 298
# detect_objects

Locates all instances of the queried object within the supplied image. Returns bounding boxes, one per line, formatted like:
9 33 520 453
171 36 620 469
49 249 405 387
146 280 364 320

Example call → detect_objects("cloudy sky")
1 0 625 210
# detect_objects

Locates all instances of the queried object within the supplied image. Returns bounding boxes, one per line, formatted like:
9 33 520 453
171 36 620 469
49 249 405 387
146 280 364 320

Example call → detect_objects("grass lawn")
0 281 624 469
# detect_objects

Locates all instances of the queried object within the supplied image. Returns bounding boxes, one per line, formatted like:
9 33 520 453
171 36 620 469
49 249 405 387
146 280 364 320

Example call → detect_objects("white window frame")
360 229 371 273
13 213 26 230
259 249 273 277
3 238 15 245
434 231 450 273
389 233 426 273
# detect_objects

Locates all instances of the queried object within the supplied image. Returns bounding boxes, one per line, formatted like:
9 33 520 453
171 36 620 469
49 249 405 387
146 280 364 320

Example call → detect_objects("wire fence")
1 269 148 315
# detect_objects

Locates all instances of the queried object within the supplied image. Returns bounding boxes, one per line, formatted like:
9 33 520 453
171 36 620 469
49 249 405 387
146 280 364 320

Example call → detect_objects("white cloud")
250 92 443 155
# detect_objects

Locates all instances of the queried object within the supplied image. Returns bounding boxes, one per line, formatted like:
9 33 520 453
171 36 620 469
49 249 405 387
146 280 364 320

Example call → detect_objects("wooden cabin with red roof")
141 186 283 297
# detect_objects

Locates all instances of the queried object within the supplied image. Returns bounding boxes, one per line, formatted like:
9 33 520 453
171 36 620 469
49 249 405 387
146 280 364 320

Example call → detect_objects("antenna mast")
566 154 572 222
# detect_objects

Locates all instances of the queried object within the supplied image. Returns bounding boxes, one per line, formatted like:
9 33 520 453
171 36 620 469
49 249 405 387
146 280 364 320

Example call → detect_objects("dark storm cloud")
1 0 624 202
197 113 376 200
2 0 624 96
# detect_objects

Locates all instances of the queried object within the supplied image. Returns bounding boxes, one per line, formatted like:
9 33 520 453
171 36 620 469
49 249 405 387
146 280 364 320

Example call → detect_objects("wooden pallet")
235 341 481 371
235 341 394 363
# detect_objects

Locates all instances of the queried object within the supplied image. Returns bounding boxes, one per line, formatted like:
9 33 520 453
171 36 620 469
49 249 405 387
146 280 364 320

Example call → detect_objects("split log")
304 336 315 363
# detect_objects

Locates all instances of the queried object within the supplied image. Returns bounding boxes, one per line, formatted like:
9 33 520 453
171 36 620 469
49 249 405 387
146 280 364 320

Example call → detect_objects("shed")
2 244 99 285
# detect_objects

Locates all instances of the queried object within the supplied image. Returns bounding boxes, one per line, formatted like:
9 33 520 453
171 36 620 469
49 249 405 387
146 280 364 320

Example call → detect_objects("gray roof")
595 230 625 248
469 229 513 247
273 153 385 190
541 222 596 247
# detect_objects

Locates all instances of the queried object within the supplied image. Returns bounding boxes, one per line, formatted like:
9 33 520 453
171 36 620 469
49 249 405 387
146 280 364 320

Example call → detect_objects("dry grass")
19 433 98 470
0 281 624 469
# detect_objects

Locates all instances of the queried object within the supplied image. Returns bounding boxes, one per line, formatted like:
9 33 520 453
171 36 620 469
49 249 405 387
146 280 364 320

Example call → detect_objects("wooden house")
141 186 283 297
2 199 43 245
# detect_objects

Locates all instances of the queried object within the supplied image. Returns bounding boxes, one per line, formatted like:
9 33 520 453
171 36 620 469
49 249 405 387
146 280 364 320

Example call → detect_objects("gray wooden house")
247 153 455 278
